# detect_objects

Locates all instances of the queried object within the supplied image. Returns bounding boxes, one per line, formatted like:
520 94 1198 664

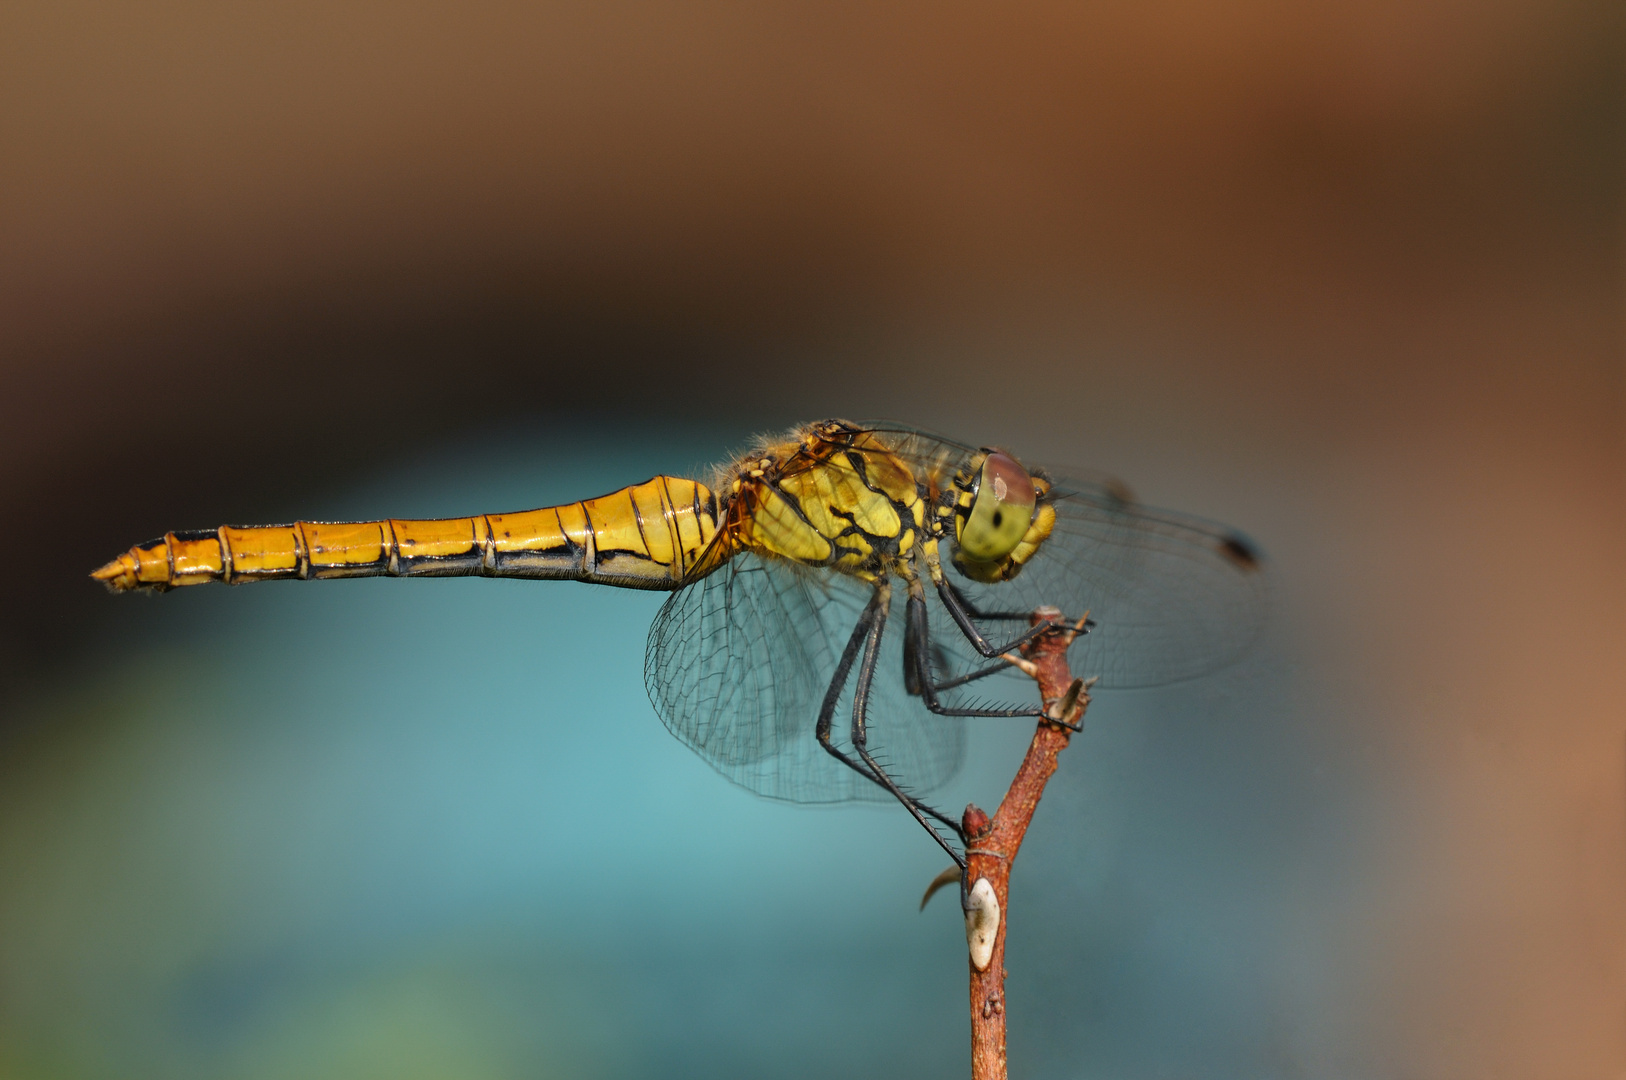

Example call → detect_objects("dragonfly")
94 420 1264 866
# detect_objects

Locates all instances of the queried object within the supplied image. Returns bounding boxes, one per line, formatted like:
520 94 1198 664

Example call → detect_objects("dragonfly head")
949 450 1056 584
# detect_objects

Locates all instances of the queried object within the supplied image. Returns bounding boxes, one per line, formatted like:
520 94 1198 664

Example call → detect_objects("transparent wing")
645 552 965 804
938 479 1267 689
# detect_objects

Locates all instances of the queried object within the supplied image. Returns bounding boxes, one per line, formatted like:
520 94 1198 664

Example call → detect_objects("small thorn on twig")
1001 653 1039 678
920 865 963 911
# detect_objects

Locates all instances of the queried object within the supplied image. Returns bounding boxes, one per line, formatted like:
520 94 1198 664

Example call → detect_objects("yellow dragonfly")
94 420 1263 865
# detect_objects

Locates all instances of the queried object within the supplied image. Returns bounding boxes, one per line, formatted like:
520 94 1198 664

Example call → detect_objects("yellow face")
951 450 1055 584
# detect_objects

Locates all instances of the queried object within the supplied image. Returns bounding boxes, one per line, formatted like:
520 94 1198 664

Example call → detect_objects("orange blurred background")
0 3 1621 1076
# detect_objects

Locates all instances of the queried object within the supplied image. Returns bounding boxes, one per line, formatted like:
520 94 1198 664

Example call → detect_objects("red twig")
959 607 1092 1080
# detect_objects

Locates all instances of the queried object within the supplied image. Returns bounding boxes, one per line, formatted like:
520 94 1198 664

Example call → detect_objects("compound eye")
958 452 1037 562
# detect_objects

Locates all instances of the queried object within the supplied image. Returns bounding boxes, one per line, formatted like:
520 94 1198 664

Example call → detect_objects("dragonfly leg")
815 587 963 838
938 579 1036 621
928 659 1015 693
906 593 1082 731
941 578 1100 635
906 594 1046 718
847 582 968 868
934 578 1086 658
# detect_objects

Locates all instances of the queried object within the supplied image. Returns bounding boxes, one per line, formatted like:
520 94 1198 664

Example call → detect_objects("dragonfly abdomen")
93 477 724 593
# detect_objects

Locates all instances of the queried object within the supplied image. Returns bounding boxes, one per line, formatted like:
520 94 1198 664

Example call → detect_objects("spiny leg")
928 659 1017 693
815 587 962 837
907 588 1082 731
936 579 1055 623
904 584 1009 695
910 592 1034 715
846 581 966 867
933 577 1078 658
940 579 1099 635
815 589 885 786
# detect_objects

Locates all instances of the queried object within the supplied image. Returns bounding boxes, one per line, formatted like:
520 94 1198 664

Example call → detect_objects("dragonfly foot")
1042 676 1093 731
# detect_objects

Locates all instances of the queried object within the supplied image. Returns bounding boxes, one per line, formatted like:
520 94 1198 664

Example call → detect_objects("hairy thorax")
721 423 932 582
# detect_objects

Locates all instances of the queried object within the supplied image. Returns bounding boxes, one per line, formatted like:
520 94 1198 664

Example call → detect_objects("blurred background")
1 2 1621 1077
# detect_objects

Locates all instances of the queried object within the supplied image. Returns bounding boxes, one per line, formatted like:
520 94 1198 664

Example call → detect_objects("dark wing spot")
1103 479 1136 506
991 510 1003 527
1218 534 1261 570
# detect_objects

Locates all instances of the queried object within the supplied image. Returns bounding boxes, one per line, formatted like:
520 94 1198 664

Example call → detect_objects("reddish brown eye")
958 451 1037 562
981 452 1036 510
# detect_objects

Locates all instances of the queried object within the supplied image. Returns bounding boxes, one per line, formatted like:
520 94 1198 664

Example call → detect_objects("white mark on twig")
964 877 1000 971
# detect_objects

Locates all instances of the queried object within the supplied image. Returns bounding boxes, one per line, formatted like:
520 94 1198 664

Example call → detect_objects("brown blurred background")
1 2 1621 1076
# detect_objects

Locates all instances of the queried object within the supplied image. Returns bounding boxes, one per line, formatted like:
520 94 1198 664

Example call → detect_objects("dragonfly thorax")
721 423 934 581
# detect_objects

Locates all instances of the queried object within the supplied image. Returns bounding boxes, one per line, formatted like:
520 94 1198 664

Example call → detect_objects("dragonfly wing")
645 553 966 804
947 480 1268 689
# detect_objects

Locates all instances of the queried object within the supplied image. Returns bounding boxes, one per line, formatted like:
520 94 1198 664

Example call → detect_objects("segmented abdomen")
93 477 725 593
